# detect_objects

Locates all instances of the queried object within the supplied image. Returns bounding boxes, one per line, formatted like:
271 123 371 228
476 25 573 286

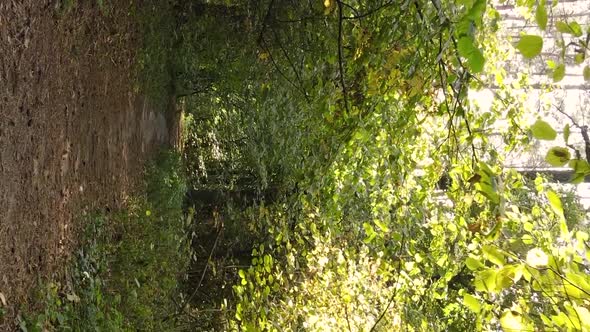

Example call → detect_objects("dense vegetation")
25 0 590 331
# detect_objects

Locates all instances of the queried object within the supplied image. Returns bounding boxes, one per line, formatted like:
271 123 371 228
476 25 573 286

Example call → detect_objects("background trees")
162 0 590 330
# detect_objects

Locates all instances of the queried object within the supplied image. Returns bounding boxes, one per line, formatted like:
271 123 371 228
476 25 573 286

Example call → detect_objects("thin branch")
336 0 351 115
553 104 590 163
554 104 583 129
184 228 223 306
270 27 311 102
342 0 396 20
260 36 309 98
369 234 405 332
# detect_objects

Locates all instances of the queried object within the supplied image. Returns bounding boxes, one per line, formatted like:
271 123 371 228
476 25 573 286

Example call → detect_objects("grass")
55 0 109 15
134 1 177 110
20 150 191 331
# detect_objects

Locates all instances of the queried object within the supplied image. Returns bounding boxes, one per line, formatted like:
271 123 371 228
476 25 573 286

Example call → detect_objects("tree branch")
336 0 350 115
369 234 405 332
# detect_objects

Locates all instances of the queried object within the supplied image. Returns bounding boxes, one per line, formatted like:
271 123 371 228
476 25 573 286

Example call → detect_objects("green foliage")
168 0 590 331
21 150 190 331
107 150 189 331
545 147 571 166
552 63 566 82
516 35 543 59
134 1 177 108
535 1 547 30
458 37 486 73
531 119 557 140
556 21 583 37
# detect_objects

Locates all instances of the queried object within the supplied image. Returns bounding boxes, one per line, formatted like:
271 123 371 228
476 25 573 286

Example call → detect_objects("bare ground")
0 1 171 327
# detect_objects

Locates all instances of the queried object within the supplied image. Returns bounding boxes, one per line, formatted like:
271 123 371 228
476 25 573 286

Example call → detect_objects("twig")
184 228 222 306
270 26 311 102
369 234 405 332
336 0 350 115
342 0 396 20
554 104 590 163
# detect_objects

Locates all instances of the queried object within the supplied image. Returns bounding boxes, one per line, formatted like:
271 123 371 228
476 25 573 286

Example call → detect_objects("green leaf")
465 256 485 271
374 219 390 233
556 21 583 36
363 222 376 243
476 182 500 204
569 159 590 173
483 245 506 267
545 147 571 166
516 35 543 58
457 37 485 73
563 124 570 143
522 234 534 244
535 3 547 30
556 21 571 33
547 189 564 217
553 63 565 82
463 293 481 313
500 310 527 332
467 0 487 21
569 159 590 183
574 53 585 64
474 269 497 293
496 265 517 290
531 119 557 140
584 66 590 81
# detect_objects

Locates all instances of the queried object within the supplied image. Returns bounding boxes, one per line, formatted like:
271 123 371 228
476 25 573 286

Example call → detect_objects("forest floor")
0 1 172 325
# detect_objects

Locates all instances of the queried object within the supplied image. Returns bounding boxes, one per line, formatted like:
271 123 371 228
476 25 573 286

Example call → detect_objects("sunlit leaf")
500 310 526 332
545 147 570 166
363 222 376 243
457 37 485 73
483 245 506 267
556 21 583 36
552 63 565 82
531 119 557 140
535 3 547 30
569 159 590 184
465 256 485 271
474 269 497 292
496 265 517 290
563 124 570 143
546 189 564 218
476 182 500 204
584 66 590 81
463 293 481 313
575 306 590 330
516 35 543 58
374 219 390 233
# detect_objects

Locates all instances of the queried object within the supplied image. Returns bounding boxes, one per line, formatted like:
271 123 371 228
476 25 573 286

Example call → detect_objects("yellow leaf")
500 310 526 332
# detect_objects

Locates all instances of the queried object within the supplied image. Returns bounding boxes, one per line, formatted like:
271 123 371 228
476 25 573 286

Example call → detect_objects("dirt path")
0 1 169 325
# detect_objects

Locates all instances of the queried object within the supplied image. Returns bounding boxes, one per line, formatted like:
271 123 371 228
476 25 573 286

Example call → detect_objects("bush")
21 150 191 331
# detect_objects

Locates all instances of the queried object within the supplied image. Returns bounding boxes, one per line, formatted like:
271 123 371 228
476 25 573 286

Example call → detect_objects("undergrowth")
20 150 190 331
134 1 177 109
55 0 109 14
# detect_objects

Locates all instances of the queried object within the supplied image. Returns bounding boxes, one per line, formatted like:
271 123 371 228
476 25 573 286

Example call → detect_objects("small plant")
23 150 191 331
